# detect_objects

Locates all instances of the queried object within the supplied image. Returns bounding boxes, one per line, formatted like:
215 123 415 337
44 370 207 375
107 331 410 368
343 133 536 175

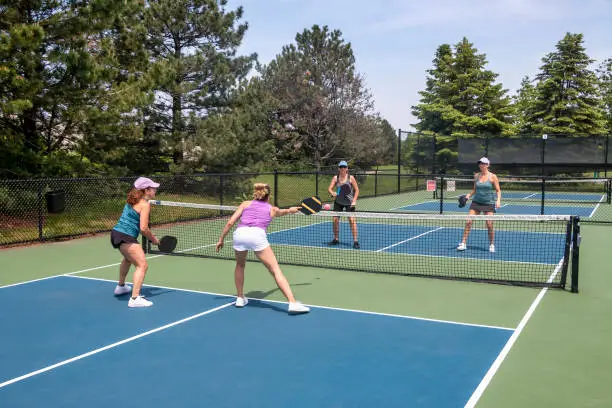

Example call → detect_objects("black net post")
560 219 573 289
571 216 581 293
540 178 546 215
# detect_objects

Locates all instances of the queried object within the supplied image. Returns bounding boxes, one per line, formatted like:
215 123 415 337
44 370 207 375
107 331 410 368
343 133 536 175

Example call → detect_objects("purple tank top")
237 200 273 230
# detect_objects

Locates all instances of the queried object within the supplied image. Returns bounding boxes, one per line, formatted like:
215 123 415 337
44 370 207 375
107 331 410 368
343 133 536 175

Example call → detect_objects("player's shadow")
245 282 311 314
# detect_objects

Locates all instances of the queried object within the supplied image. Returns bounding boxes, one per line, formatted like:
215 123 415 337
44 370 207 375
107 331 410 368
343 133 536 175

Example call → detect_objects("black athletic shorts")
110 229 139 249
333 202 356 212
469 201 495 213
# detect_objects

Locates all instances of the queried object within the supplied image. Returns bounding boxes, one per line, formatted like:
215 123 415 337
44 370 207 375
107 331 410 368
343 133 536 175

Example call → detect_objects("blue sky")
226 0 612 131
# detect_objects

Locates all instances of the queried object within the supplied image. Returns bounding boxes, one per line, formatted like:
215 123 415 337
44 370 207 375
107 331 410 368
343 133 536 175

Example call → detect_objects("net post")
560 218 573 289
439 175 444 214
607 178 611 204
540 177 546 215
570 216 580 293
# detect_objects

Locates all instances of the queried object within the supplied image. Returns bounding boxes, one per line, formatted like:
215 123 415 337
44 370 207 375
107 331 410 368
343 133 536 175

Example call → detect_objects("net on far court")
436 177 611 205
143 200 580 292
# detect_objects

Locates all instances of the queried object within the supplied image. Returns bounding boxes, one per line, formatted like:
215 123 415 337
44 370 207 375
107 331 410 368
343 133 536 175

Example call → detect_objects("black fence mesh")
1 172 610 247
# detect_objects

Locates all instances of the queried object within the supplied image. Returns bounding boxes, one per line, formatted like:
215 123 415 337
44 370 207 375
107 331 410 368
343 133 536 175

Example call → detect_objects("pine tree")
513 76 538 134
144 0 256 166
597 58 612 133
412 38 513 136
0 0 153 176
530 33 606 135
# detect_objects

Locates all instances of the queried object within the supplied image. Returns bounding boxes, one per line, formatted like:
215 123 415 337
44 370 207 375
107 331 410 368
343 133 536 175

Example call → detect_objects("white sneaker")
489 244 495 253
128 296 153 308
235 297 248 307
288 301 310 314
114 284 132 296
457 242 467 251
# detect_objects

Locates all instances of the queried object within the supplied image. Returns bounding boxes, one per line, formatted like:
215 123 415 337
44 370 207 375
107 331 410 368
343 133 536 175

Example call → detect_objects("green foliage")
144 0 256 166
412 38 513 136
260 25 380 171
0 0 155 177
530 33 606 135
597 58 612 133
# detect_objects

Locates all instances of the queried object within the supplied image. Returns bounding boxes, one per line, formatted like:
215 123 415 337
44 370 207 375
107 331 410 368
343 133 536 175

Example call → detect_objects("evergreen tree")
597 58 612 133
144 0 256 166
513 76 538 134
530 33 606 135
412 38 513 136
0 0 154 177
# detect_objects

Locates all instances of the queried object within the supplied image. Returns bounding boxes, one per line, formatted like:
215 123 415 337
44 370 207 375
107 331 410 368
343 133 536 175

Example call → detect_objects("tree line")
1 1 610 178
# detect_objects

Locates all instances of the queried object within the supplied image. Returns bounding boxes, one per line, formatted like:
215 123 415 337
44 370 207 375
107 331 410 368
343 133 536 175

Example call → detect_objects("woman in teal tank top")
110 177 161 308
457 157 501 253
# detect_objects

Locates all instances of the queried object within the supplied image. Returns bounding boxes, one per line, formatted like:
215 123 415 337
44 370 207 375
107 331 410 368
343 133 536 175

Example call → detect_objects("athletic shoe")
353 242 360 249
114 284 132 296
128 296 153 308
235 297 248 307
328 239 339 245
288 301 310 314
489 244 495 253
457 242 467 251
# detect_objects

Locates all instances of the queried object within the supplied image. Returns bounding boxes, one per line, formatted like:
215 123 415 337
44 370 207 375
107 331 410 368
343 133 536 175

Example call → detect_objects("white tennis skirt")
232 226 270 251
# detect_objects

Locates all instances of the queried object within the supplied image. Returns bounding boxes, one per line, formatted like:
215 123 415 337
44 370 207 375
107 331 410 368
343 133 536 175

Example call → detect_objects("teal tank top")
472 173 495 205
113 203 141 237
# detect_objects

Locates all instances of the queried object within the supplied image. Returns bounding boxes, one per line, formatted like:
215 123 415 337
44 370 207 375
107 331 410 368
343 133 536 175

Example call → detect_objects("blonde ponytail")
253 183 271 201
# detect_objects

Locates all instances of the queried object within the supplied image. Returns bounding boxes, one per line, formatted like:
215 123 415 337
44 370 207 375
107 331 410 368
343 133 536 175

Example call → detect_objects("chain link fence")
2 172 611 247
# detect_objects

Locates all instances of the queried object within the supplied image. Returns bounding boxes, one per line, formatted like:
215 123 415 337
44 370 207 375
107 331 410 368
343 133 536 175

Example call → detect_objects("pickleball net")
143 200 580 292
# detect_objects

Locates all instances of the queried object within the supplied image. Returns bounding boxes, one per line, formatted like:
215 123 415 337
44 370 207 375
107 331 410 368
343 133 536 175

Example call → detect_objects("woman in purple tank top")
216 183 310 314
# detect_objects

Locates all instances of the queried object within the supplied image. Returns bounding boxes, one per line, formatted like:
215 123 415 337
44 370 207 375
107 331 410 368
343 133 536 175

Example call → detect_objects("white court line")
589 202 601 218
522 193 537 199
66 275 513 331
376 227 445 252
464 258 564 408
0 301 234 389
390 200 438 210
0 241 220 290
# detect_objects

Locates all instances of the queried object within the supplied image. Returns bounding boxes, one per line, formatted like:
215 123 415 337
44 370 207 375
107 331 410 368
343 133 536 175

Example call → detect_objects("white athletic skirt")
232 226 270 251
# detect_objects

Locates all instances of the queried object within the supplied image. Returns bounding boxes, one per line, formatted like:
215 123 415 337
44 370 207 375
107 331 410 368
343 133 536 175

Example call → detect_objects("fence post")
219 175 224 209
37 182 44 241
605 134 609 178
397 128 402 193
540 178 546 215
274 169 279 207
439 175 444 214
315 171 319 197
374 169 378 197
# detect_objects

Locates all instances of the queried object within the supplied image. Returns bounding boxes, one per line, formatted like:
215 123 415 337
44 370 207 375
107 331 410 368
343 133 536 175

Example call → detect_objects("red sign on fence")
426 179 436 192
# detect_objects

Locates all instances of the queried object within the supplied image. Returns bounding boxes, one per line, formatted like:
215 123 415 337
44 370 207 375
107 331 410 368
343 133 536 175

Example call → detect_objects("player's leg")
234 250 248 299
458 209 479 250
485 211 495 252
119 243 152 307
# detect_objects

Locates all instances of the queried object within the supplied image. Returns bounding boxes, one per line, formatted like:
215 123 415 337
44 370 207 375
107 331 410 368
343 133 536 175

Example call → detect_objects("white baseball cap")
134 177 160 189
478 157 490 165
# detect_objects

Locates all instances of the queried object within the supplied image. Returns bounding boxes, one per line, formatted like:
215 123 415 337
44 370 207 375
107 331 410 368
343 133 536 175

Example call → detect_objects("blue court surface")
0 276 514 407
501 192 605 201
394 201 596 217
269 222 566 264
